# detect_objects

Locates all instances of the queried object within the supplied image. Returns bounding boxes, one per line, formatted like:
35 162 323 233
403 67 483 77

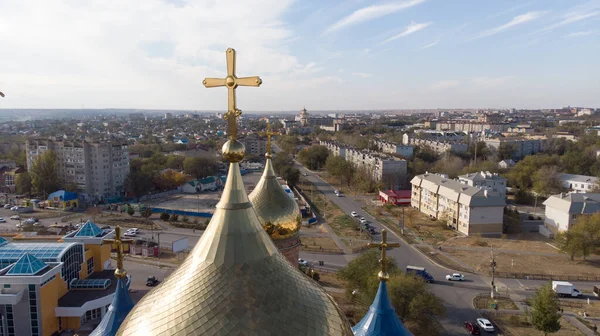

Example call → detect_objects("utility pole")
156 232 162 268
490 245 496 299
400 206 405 234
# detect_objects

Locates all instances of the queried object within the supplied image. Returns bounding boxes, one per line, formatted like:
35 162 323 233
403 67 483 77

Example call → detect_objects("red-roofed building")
379 189 411 205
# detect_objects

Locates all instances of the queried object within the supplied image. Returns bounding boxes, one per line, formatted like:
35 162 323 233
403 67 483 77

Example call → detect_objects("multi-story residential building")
26 138 129 201
484 136 547 160
557 173 598 193
370 139 414 158
458 171 507 198
411 173 506 236
0 166 25 193
543 192 600 232
239 135 267 157
320 141 407 187
435 121 509 133
402 134 468 154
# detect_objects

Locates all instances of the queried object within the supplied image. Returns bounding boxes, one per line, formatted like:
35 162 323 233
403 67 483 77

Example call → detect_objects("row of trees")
271 152 300 187
297 145 329 170
556 212 600 260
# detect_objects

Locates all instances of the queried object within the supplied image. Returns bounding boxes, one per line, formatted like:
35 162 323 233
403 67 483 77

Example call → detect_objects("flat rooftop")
58 270 118 307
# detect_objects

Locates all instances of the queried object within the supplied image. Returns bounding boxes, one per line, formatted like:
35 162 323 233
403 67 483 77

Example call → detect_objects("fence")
559 300 584 309
302 246 344 255
139 189 181 202
494 271 600 282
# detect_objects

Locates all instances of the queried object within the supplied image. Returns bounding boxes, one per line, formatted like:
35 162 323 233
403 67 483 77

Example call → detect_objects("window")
87 257 94 275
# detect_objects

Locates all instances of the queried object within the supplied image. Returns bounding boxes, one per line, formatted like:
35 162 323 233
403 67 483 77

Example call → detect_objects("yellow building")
0 220 115 336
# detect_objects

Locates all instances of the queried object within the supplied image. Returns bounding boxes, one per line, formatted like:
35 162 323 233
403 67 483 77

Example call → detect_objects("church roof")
352 281 413 336
248 157 301 240
90 276 134 336
117 140 352 335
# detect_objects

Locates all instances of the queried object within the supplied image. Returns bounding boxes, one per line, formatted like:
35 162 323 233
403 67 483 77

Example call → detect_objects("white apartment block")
435 121 509 133
543 192 600 232
557 173 598 193
402 134 468 154
26 138 129 201
240 136 267 157
484 137 547 160
370 139 414 158
320 141 407 185
411 173 506 236
458 171 507 198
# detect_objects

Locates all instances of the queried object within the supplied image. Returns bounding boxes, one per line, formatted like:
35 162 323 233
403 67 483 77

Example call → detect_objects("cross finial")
203 48 262 141
103 226 134 279
259 121 279 158
0 91 5 98
367 229 400 281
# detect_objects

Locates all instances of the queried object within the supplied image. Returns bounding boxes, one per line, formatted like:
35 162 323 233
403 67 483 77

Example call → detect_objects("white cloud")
430 80 460 90
471 76 515 87
537 11 600 33
352 72 373 78
420 39 439 49
381 22 432 44
472 11 546 40
323 0 426 34
0 0 339 109
567 31 598 37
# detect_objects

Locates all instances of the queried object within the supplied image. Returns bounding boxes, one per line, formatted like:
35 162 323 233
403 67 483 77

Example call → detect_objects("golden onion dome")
248 156 301 240
117 140 352 336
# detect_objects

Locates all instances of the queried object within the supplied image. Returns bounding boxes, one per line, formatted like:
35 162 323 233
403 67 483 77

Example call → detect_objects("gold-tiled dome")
117 143 352 336
248 156 301 240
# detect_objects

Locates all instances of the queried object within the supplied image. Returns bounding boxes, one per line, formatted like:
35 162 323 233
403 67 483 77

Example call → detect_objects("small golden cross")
367 229 400 281
261 121 280 156
103 226 134 279
203 48 262 140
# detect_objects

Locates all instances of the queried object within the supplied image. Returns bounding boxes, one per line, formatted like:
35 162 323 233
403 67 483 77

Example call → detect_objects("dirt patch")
96 216 160 230
446 249 600 277
416 245 475 274
30 210 69 220
301 224 328 234
318 272 346 290
561 300 600 319
443 233 559 254
473 295 518 310
489 314 582 336
301 236 343 253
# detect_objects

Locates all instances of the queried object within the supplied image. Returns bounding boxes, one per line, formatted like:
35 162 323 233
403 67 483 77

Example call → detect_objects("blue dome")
90 276 134 336
352 281 413 336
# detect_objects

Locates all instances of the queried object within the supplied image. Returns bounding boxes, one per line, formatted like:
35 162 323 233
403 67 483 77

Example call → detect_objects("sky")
0 0 599 111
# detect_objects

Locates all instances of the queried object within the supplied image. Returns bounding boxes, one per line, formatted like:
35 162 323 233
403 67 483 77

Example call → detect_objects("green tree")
15 172 32 195
124 170 154 202
127 206 135 216
556 230 583 261
279 135 299 154
432 155 465 178
160 211 170 221
532 166 564 197
272 152 293 174
529 283 561 335
30 150 61 196
498 143 517 160
140 208 153 219
297 145 329 170
165 155 186 170
183 157 217 179
280 166 300 187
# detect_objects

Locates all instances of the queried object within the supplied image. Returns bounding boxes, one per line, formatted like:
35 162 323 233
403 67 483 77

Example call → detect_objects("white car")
360 218 368 225
298 258 309 267
445 273 465 281
10 215 20 220
3 204 11 209
10 206 19 211
127 228 140 234
0 218 5 223
351 211 359 217
124 231 137 237
476 318 494 332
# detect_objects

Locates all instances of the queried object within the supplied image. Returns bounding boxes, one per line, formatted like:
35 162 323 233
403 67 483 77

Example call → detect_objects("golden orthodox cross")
103 226 134 279
367 229 400 281
203 48 262 140
262 121 280 156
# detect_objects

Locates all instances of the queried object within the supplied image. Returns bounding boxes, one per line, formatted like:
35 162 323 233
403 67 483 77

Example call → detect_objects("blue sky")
0 0 599 111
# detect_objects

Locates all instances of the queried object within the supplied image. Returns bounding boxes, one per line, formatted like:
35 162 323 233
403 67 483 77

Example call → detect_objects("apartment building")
402 134 468 154
320 141 407 187
411 173 506 236
557 173 598 193
484 136 547 160
370 139 414 158
26 138 129 201
239 135 267 157
435 121 509 133
543 192 600 232
458 171 507 198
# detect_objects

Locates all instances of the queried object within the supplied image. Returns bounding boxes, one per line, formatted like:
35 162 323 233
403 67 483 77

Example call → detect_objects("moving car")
464 321 481 335
476 318 494 332
298 258 309 267
124 231 137 237
446 273 465 281
351 211 359 217
127 228 140 234
9 215 20 220
3 204 11 209
10 206 18 211
23 218 36 225
0 218 5 223
146 276 159 286
406 265 435 283
360 218 368 224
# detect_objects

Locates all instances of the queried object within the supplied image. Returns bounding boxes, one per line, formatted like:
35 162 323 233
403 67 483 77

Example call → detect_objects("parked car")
360 218 368 224
3 204 11 209
33 222 43 227
10 206 18 211
16 223 24 228
298 258 309 267
476 318 494 332
0 218 5 223
594 285 600 297
101 225 111 230
23 218 36 225
464 321 481 335
9 215 20 220
124 231 137 237
351 211 359 217
446 273 465 281
368 229 378 235
336 192 343 197
146 276 159 286
127 228 140 234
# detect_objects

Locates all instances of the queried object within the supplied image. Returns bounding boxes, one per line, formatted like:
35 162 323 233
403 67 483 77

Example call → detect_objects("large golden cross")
203 48 262 140
367 229 400 281
103 226 134 279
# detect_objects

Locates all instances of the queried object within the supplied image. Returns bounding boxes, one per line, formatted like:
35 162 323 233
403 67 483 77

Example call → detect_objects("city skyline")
0 0 599 111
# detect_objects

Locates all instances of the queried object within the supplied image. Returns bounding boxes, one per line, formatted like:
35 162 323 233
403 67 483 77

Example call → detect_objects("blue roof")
0 242 80 266
0 237 8 247
75 220 103 237
70 278 111 290
48 190 78 201
352 281 413 336
90 276 134 336
7 253 48 275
